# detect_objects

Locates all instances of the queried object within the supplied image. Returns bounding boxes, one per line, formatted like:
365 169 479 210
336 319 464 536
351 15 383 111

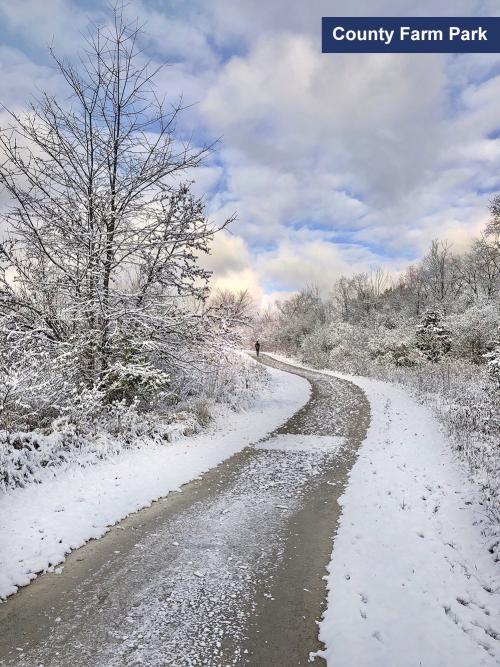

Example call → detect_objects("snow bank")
0 350 269 492
266 354 500 667
0 365 310 600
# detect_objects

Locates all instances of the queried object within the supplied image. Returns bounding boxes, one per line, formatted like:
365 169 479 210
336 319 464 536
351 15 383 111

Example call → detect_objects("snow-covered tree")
272 287 326 352
484 337 500 389
455 237 500 303
209 289 255 344
447 302 499 364
0 8 232 415
415 311 451 362
488 194 500 241
420 240 462 313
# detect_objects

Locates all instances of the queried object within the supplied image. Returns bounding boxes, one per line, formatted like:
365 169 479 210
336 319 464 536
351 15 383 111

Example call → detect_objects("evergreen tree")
415 311 451 362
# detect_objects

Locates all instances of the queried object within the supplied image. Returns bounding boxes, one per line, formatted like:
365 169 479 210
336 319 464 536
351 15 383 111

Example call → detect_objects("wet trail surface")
0 355 370 667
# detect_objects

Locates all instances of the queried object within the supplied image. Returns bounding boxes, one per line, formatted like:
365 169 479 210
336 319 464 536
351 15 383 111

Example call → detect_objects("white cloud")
1 0 500 303
0 0 94 54
256 233 405 295
202 33 447 202
203 231 251 276
0 46 61 107
201 231 263 301
196 25 500 294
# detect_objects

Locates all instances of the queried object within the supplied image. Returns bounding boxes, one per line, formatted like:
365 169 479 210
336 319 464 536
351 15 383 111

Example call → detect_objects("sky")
1 0 500 306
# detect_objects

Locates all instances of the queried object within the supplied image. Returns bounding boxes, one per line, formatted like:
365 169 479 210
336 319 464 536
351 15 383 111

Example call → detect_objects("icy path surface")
0 356 370 666
268 354 500 667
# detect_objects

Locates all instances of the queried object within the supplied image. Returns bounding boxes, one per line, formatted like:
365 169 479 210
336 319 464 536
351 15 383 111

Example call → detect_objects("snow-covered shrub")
298 324 337 368
0 327 85 430
191 399 212 427
485 338 500 389
175 350 269 411
301 322 422 373
415 311 451 362
379 341 420 367
0 430 74 490
366 325 421 368
300 322 372 374
100 362 170 407
0 350 270 491
446 303 499 364
0 408 200 492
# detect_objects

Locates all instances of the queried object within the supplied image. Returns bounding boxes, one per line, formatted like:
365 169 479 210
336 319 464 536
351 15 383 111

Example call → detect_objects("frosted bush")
485 339 500 389
367 326 420 368
446 303 499 363
175 350 269 411
415 311 451 362
100 362 171 407
301 322 371 374
0 351 270 491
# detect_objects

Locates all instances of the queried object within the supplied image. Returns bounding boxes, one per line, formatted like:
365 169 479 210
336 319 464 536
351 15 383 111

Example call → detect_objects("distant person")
255 340 261 357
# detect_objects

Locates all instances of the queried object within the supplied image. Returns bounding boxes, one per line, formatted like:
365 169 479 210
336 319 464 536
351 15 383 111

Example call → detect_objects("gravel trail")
0 354 370 667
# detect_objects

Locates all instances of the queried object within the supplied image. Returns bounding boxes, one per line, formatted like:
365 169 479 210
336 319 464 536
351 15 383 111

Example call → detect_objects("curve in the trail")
0 355 370 667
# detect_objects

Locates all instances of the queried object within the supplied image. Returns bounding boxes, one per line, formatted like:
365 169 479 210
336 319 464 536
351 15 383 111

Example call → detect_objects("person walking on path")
255 340 261 357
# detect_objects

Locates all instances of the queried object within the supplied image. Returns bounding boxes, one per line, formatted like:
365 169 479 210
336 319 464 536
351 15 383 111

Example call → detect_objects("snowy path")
3 356 497 666
268 354 500 667
0 356 370 666
0 365 309 600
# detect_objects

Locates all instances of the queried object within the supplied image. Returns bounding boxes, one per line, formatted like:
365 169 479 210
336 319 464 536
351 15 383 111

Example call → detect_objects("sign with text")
322 17 500 53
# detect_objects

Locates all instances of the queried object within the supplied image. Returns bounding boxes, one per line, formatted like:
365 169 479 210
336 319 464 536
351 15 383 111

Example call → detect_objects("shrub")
446 303 499 364
415 311 451 362
485 339 500 389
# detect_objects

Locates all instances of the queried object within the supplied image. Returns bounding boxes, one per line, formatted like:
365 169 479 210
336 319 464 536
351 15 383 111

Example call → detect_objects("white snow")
0 365 310 600
266 354 500 667
10 423 343 666
256 434 344 452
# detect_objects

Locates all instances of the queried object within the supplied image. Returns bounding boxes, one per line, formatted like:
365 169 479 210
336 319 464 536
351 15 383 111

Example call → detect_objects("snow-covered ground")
3 351 499 666
267 354 500 667
0 365 310 600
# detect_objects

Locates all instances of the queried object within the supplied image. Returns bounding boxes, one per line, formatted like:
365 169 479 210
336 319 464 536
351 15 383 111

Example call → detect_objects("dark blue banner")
322 17 500 53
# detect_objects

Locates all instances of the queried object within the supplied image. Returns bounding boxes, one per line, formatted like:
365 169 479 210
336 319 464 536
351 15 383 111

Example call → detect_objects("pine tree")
415 311 451 362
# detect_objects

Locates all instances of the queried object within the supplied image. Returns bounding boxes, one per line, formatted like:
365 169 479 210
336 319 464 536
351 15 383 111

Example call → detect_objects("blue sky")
1 0 500 304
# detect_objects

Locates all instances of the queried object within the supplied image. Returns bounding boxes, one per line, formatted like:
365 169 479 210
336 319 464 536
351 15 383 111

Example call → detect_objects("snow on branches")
0 9 248 432
485 338 500 389
415 311 452 362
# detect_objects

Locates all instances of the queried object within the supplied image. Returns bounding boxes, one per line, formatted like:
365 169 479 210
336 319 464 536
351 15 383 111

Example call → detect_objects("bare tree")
331 276 353 322
0 8 232 390
455 236 500 301
329 270 391 324
402 264 428 317
421 240 462 312
273 286 325 351
488 194 500 240
207 289 256 350
210 289 255 325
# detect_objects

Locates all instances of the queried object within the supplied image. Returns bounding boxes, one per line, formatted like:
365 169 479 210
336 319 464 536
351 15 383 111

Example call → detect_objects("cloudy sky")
1 0 500 305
